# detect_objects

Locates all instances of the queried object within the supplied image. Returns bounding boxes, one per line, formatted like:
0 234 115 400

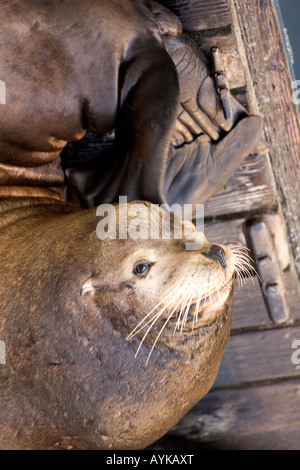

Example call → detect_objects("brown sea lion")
0 0 264 208
0 0 259 450
0 199 249 450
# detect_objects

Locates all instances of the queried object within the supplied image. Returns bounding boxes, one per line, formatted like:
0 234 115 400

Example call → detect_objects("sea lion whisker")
230 248 255 266
231 246 261 284
128 286 185 340
194 293 202 326
146 293 188 366
132 277 192 348
215 274 222 302
175 290 191 332
175 279 198 332
235 261 254 274
234 259 257 284
234 266 247 288
206 269 212 299
174 296 187 333
134 311 165 358
126 275 187 340
208 270 221 303
228 242 251 253
181 290 195 333
232 251 256 268
233 253 255 267
232 248 253 257
171 296 189 335
136 290 186 360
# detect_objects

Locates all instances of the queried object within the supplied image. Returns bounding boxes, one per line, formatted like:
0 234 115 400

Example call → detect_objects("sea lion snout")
203 244 227 270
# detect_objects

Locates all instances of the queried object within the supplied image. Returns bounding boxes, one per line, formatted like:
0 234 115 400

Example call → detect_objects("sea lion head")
0 201 249 450
85 201 236 362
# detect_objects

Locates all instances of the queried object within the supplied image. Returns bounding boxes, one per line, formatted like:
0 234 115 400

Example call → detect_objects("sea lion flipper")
211 115 264 178
115 44 180 204
147 1 182 36
163 34 260 142
165 115 264 208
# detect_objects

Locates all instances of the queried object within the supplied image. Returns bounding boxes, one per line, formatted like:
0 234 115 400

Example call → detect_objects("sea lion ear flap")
80 279 95 297
80 277 107 297
148 1 182 36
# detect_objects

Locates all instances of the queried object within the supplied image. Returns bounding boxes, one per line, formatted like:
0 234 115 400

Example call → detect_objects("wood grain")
214 325 300 387
152 0 300 450
204 152 277 218
170 379 300 446
159 0 232 31
231 0 300 277
204 218 300 326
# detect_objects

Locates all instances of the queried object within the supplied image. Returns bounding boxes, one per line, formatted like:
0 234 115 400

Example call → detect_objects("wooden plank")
231 0 300 277
233 270 300 329
214 325 300 388
169 379 300 448
204 217 246 245
232 278 270 330
149 426 300 450
204 153 277 218
204 217 300 326
189 427 300 450
159 0 232 32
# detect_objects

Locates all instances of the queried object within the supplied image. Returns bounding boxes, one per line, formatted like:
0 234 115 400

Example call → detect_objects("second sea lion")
0 199 250 450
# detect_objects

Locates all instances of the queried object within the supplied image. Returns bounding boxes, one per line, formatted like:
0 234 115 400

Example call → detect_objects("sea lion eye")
133 261 154 277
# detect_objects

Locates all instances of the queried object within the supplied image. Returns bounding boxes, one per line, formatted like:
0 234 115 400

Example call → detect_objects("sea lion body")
0 0 264 208
0 0 258 449
0 199 234 449
0 0 181 202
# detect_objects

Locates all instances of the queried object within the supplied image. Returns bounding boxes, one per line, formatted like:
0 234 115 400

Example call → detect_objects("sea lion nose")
203 244 227 270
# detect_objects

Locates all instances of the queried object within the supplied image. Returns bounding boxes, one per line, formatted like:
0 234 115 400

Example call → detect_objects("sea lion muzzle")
203 244 227 270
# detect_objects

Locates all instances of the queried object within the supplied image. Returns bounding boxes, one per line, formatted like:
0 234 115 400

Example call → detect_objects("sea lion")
61 32 265 209
0 199 249 450
0 0 264 208
0 0 258 450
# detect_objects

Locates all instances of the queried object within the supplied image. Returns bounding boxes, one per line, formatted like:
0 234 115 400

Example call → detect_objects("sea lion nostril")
204 245 227 270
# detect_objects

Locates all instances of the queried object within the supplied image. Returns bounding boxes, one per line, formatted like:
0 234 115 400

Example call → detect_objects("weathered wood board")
152 0 300 451
204 217 300 326
204 153 277 218
160 0 232 31
170 380 300 449
214 325 300 387
231 0 300 277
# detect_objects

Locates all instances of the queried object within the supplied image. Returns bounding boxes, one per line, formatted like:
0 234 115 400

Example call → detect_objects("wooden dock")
150 0 300 450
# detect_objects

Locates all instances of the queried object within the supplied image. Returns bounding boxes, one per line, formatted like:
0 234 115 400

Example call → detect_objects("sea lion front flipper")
165 115 263 208
113 42 180 205
163 34 255 143
210 115 264 178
